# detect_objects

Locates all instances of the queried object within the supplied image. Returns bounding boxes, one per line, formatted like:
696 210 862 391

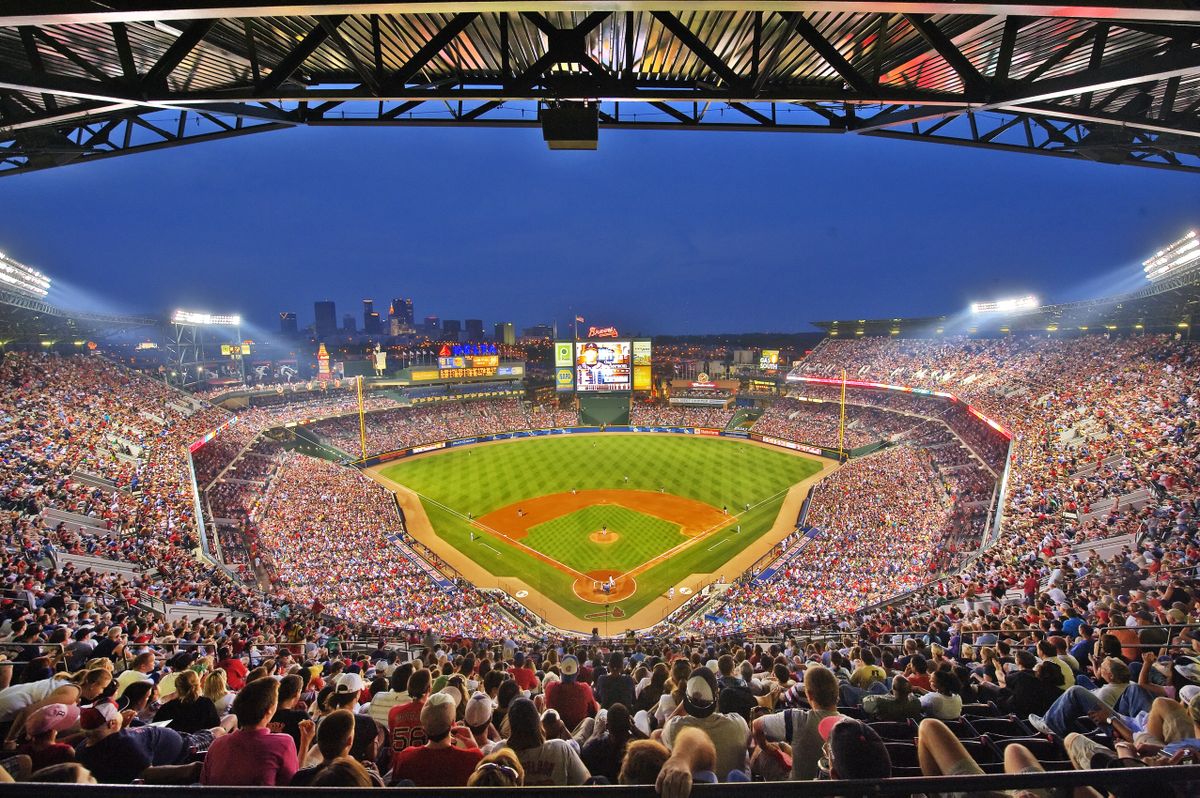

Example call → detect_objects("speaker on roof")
540 103 599 151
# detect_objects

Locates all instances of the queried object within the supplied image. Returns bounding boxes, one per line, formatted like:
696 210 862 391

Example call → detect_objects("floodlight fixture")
970 295 1039 314
1143 230 1200 283
0 252 51 299
172 309 242 326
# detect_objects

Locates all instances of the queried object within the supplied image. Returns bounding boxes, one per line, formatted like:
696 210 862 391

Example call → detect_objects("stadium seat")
966 715 1035 738
991 736 1069 764
836 705 867 720
868 720 917 740
960 701 999 717
937 716 979 740
882 741 922 776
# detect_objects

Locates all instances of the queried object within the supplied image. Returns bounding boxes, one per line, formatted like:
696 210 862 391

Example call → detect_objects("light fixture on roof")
172 309 241 326
0 252 51 299
1143 230 1199 283
970 295 1039 314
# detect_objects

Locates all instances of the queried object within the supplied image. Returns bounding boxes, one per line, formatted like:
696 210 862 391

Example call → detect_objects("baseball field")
371 434 824 628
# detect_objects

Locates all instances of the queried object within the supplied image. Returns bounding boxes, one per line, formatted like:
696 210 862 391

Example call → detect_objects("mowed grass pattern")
381 435 822 619
524 506 687 574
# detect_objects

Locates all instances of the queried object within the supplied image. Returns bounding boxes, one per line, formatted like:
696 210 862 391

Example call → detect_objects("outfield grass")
381 435 821 620
524 506 687 574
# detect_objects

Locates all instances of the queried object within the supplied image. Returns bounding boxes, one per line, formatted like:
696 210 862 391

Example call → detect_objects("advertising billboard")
576 341 631 392
759 349 780 372
633 340 652 391
555 341 575 392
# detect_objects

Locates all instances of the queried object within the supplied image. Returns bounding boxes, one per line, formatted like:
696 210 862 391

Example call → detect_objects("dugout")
579 393 630 426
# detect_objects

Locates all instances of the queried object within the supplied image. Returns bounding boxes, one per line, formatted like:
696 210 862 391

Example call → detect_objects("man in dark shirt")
269 674 310 751
714 655 756 721
596 652 635 710
74 701 202 783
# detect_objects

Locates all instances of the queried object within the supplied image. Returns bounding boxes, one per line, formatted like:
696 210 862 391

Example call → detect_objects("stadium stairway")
386 535 456 592
58 551 143 580
40 507 112 535
1077 486 1154 522
753 536 815 584
69 470 120 493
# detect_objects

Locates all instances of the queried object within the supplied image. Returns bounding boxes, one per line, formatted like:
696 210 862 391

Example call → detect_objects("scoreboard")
439 343 500 379
556 338 651 392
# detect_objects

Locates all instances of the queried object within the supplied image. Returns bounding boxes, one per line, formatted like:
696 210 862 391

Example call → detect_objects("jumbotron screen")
576 341 631 392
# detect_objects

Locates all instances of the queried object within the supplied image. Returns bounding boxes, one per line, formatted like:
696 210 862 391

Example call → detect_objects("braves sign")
587 326 619 338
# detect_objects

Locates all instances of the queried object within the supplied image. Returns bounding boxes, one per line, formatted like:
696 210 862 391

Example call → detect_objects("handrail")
0 764 1193 797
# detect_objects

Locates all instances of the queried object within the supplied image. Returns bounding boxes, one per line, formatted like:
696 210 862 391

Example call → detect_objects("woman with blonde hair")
203 669 233 715
0 668 112 747
468 748 524 786
153 670 220 733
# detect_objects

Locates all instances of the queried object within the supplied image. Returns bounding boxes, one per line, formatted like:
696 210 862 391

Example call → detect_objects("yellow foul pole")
355 374 364 460
839 368 847 461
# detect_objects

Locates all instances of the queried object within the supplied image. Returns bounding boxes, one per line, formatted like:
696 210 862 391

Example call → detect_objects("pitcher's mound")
573 570 636 603
588 530 620 545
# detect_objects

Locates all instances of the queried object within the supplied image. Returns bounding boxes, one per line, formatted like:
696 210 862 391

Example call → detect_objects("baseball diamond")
369 433 825 630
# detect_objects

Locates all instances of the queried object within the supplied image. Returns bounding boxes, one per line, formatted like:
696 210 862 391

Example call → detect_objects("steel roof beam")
651 12 745 89
254 15 345 95
902 14 989 97
784 13 874 94
4 1 1200 25
851 38 1200 133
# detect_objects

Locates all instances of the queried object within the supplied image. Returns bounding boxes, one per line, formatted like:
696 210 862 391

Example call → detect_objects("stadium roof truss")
0 2 1199 174
0 286 157 339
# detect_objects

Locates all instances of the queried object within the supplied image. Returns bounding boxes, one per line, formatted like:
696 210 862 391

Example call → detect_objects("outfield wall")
353 425 851 468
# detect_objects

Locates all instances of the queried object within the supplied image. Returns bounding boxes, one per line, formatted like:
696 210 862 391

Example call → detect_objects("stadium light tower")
970 295 1040 314
0 250 51 300
167 308 244 391
1143 231 1200 283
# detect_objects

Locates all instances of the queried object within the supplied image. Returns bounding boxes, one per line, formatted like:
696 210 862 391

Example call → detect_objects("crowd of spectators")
750 398 924 450
630 405 735 429
249 452 518 638
2 334 1200 792
311 400 548 456
693 445 956 632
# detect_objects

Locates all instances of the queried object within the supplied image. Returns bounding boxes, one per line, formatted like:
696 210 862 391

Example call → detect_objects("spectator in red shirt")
390 691 482 786
388 667 432 771
217 648 248 692
512 652 539 693
201 677 314 786
544 656 597 733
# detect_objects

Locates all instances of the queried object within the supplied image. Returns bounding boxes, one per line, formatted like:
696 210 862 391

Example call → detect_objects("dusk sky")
0 122 1196 335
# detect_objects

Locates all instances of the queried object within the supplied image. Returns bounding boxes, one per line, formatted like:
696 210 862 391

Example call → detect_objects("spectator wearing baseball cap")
545 656 597 733
662 666 749 780
390 690 482 786
17 703 77 771
74 701 200 784
818 716 891 780
464 691 499 749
